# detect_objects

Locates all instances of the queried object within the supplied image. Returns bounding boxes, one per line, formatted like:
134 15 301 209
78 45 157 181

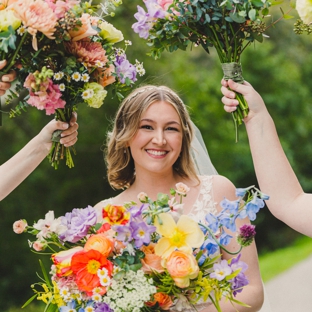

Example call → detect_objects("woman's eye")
166 127 178 131
140 125 153 130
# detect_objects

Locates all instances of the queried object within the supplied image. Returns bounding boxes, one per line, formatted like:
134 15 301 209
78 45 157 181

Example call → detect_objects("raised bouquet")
13 183 268 312
0 0 144 168
132 0 286 141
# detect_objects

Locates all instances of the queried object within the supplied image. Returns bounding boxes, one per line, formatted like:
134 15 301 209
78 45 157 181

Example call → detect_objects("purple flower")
210 259 232 281
59 206 97 243
114 224 133 243
131 220 156 248
114 54 137 84
229 255 249 296
237 224 256 247
94 302 113 312
132 5 151 39
128 204 149 219
145 0 167 19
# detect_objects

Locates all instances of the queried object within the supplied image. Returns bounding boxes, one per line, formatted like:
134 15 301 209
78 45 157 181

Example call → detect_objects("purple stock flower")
114 54 137 84
237 224 256 247
59 206 97 243
229 254 249 296
145 0 167 19
94 302 113 312
114 224 133 243
132 5 151 39
210 259 232 281
131 221 156 248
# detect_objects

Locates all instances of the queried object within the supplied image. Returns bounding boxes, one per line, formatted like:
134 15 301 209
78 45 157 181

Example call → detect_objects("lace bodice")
96 175 217 311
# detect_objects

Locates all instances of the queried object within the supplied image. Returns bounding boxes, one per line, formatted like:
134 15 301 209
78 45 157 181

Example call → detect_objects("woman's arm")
209 175 264 311
0 116 78 201
221 79 312 237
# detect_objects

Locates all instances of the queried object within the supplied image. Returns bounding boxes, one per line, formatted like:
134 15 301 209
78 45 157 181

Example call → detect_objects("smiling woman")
93 85 266 311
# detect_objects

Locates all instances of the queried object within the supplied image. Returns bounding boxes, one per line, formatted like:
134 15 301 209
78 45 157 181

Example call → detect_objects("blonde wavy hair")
106 85 199 189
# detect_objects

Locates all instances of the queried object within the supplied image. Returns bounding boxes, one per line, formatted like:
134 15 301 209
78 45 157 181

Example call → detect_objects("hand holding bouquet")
0 0 144 168
14 184 268 311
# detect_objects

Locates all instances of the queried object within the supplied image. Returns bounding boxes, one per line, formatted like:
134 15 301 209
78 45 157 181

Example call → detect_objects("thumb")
0 59 7 71
228 79 249 96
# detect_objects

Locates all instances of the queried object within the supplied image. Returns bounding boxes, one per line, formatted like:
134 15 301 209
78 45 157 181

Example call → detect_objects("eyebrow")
140 118 181 125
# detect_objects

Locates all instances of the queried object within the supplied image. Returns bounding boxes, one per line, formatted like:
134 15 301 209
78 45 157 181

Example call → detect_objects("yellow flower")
0 9 21 31
82 82 107 108
98 20 124 43
296 0 312 24
154 213 204 258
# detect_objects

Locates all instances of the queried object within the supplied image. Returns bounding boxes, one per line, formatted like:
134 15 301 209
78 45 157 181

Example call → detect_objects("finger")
220 85 236 99
69 111 78 126
0 60 7 71
2 70 16 82
61 122 78 136
60 133 78 147
223 105 238 113
220 79 228 87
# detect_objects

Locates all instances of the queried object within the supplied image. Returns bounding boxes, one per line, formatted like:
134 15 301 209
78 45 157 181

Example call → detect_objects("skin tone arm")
0 116 79 201
221 79 312 237
207 175 264 311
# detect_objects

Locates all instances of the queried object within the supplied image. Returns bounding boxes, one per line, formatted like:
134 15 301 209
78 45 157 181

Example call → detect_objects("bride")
93 85 270 311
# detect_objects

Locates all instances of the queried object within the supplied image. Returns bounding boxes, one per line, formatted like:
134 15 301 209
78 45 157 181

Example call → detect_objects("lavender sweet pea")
59 206 97 243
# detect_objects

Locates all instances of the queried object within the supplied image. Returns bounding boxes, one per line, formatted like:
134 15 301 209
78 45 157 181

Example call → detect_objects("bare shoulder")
211 174 237 203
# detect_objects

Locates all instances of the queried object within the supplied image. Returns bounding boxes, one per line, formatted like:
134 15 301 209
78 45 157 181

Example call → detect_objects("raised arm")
221 79 312 237
0 114 78 201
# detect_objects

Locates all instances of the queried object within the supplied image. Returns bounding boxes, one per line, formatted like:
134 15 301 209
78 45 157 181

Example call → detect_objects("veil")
190 121 218 176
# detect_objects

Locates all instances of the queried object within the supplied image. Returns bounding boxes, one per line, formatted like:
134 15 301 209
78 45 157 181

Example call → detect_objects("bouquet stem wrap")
221 62 249 142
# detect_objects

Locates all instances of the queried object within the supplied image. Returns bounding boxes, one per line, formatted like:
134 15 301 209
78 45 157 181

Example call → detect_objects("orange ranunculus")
94 64 116 87
102 204 130 225
164 250 199 288
71 249 113 293
52 246 84 277
68 13 98 41
141 243 164 274
146 292 173 310
84 233 114 257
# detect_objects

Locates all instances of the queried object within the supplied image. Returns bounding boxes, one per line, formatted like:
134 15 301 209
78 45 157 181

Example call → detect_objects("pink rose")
32 241 45 251
13 219 27 234
68 13 98 41
164 250 199 288
175 182 190 196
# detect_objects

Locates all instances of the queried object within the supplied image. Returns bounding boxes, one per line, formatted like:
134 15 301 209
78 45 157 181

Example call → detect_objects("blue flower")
243 197 265 221
205 213 220 233
201 237 219 256
220 230 232 246
60 300 77 312
220 198 239 214
219 213 237 232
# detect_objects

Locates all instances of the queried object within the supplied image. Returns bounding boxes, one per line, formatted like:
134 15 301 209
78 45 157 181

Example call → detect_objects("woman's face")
128 101 183 176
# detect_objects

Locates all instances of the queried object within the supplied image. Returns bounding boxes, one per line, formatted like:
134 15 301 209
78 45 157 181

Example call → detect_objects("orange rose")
68 13 98 41
94 64 116 87
141 243 164 274
164 250 199 288
84 233 114 257
102 204 130 225
146 292 173 310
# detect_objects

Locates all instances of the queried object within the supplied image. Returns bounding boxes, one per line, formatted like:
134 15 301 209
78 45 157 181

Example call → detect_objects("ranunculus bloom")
70 249 113 293
175 182 190 196
94 65 116 87
98 20 124 43
141 243 164 274
146 292 173 310
68 13 98 41
84 233 114 257
101 204 130 225
11 0 57 50
164 250 199 288
52 246 84 277
65 39 108 68
0 8 20 31
154 213 204 258
13 219 27 234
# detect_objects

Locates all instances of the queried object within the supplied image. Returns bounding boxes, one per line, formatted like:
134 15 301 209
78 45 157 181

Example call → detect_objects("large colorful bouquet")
13 183 268 312
132 0 286 141
0 0 144 168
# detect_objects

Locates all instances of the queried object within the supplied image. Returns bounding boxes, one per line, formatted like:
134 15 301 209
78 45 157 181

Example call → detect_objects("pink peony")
68 13 98 41
24 74 66 115
11 0 57 50
45 0 79 19
65 39 108 68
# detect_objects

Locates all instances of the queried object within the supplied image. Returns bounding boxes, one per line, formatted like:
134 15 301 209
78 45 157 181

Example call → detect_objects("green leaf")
39 259 52 288
21 294 38 308
248 9 256 21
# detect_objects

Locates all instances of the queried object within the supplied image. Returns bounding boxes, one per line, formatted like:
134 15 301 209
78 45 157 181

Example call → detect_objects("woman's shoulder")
204 174 236 202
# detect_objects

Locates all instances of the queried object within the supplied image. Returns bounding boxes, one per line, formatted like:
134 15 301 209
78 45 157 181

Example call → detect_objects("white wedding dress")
96 175 272 312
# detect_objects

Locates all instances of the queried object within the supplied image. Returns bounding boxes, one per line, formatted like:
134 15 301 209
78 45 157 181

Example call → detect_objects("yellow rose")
0 9 21 31
164 250 199 288
98 20 124 43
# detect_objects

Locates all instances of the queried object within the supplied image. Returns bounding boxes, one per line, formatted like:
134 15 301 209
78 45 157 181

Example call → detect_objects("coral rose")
94 65 116 87
146 292 173 310
164 250 199 288
68 13 98 41
141 243 164 274
84 233 114 257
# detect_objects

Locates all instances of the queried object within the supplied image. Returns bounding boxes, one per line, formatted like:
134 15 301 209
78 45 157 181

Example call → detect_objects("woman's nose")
152 130 166 145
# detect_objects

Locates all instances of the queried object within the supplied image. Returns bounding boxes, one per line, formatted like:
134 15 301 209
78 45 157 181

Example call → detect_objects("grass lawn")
259 235 312 282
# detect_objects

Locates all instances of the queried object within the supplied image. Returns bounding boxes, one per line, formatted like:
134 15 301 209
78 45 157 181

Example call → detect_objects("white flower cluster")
103 269 156 312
